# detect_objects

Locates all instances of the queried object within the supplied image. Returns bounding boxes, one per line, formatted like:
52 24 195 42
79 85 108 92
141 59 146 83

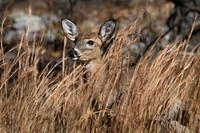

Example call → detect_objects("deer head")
61 18 117 64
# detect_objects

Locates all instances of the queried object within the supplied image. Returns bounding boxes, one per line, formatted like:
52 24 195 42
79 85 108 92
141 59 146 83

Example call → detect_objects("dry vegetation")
1 14 200 133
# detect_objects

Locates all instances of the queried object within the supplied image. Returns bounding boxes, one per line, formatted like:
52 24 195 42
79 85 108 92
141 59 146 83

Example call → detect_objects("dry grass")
1 17 200 133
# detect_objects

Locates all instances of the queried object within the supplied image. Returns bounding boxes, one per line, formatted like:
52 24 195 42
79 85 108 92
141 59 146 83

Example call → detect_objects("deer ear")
61 19 78 41
99 19 116 42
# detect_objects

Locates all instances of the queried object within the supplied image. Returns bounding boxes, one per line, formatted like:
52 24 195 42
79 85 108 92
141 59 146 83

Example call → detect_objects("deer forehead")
76 33 102 46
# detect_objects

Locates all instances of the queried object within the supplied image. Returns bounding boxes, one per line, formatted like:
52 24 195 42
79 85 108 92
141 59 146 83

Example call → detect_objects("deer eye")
87 40 94 46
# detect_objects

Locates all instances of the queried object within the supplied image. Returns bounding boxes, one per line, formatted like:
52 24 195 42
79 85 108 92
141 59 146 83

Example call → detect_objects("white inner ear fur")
62 19 77 41
99 21 116 38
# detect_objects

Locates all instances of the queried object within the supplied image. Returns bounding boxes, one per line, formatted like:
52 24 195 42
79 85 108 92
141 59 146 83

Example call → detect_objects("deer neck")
85 59 102 77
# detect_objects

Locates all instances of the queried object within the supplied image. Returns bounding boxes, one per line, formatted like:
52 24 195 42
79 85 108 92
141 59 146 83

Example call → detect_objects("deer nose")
68 48 79 60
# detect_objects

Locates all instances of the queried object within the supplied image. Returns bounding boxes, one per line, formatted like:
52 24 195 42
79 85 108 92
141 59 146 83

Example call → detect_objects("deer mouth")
71 57 78 60
68 53 79 61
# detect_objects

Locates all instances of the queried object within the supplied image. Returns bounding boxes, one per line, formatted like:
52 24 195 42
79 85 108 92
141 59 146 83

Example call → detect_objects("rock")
168 99 181 120
11 11 45 33
167 0 200 39
4 10 46 43
3 9 61 45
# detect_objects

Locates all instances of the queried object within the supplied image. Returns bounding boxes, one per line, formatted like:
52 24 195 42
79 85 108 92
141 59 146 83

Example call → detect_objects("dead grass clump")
126 40 200 132
1 17 200 133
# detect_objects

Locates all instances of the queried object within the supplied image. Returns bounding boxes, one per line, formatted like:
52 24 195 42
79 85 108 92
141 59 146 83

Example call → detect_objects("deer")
61 19 121 130
61 18 120 109
61 18 146 109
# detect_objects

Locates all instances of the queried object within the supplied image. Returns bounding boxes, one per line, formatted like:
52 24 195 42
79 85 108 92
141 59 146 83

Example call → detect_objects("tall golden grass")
1 17 200 133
